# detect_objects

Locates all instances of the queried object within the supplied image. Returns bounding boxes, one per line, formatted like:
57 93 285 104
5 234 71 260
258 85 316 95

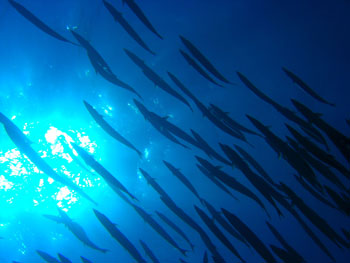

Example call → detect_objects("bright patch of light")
137 170 143 180
0 175 13 191
102 105 114 117
56 186 72 201
144 148 149 159
11 115 16 120
39 179 44 187
0 118 105 217
47 177 54 184
128 102 138 114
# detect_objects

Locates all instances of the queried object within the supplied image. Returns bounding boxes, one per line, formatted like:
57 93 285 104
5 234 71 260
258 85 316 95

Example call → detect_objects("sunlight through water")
0 125 101 215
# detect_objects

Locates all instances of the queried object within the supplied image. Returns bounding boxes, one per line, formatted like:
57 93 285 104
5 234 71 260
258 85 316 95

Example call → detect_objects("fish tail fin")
99 248 109 253
190 243 195 251
199 198 207 206
180 248 189 257
136 149 143 158
277 208 284 218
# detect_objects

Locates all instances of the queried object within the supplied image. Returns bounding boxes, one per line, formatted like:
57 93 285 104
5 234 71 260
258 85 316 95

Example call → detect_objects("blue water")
1 0 350 262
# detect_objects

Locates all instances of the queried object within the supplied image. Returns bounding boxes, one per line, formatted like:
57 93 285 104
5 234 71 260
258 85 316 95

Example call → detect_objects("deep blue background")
0 0 349 262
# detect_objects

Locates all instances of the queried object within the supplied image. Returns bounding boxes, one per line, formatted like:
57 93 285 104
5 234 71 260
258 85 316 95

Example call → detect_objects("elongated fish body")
163 160 202 202
83 101 142 157
292 99 350 164
286 123 349 179
202 199 248 247
203 251 208 263
8 0 77 46
44 210 108 253
124 49 192 110
133 99 196 148
167 73 246 141
222 209 277 263
219 144 283 217
0 112 96 205
179 49 223 87
71 143 137 200
70 30 111 73
287 136 345 191
57 254 72 263
325 185 350 216
282 67 335 106
36 250 61 263
142 67 193 111
179 35 230 84
124 48 147 69
71 31 142 99
293 173 336 210
103 1 155 55
270 245 298 263
190 129 231 165
195 206 246 262
237 71 329 149
196 164 238 200
196 156 267 212
131 204 187 256
139 240 160 263
159 195 224 262
247 115 323 192
265 184 336 261
266 222 305 263
58 136 94 176
209 104 261 136
80 256 93 263
122 0 163 39
93 209 147 263
280 183 349 248
234 144 277 187
288 208 335 261
155 211 194 251
138 168 168 197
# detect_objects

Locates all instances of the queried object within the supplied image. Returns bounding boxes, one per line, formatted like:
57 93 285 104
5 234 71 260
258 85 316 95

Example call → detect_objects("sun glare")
0 124 100 214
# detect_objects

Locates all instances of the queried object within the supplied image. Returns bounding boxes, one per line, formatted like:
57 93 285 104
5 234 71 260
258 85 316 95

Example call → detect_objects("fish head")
133 99 149 119
0 112 11 126
291 99 320 122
